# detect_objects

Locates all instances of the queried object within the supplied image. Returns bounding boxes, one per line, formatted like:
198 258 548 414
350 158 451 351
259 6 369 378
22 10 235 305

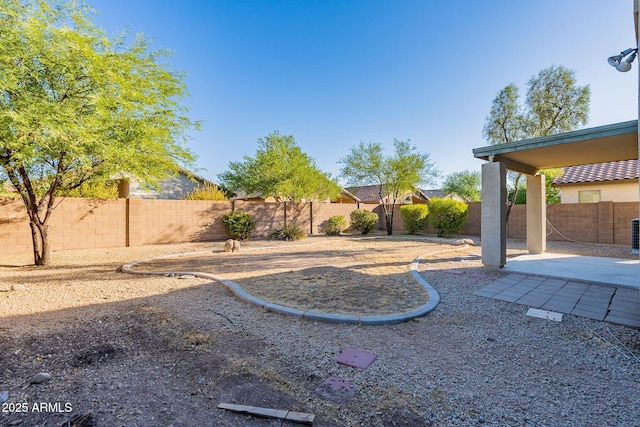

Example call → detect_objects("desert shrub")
321 215 347 235
222 211 255 240
63 181 119 198
185 183 228 200
400 204 429 234
427 198 468 237
349 209 379 235
269 224 306 241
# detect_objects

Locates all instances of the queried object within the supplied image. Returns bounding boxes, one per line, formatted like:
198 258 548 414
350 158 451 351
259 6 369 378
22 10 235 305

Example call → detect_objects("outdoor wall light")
608 47 639 71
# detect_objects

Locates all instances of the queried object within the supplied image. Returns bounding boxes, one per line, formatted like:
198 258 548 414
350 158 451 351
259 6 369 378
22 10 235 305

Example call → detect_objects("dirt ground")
0 235 638 426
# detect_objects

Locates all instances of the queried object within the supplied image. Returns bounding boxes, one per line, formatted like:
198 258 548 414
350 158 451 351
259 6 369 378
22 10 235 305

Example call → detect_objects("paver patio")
474 273 640 328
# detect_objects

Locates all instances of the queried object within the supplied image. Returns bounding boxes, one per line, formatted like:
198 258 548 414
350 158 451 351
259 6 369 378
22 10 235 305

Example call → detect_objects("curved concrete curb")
120 244 469 325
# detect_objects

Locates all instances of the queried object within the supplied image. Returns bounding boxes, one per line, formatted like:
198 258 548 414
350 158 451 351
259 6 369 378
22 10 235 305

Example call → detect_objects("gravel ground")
0 235 639 427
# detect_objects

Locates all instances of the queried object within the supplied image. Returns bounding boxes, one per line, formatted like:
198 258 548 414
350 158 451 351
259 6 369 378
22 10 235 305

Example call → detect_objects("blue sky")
93 0 638 187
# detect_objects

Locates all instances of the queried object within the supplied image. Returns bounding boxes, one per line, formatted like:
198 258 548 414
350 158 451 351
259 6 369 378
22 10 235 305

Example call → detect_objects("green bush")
349 209 379 235
62 181 119 198
400 204 429 234
269 224 306 241
427 198 468 237
321 215 347 235
222 211 255 240
185 183 228 200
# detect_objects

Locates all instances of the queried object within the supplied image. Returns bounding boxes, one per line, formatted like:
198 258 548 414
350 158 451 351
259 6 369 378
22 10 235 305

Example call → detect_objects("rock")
0 390 8 403
232 240 241 252
223 239 234 252
454 238 476 246
11 284 26 291
30 372 51 384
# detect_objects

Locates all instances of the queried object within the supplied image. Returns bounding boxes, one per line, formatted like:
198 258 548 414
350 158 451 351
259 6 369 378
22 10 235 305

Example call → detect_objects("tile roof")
553 160 639 185
344 185 441 203
345 185 386 203
418 188 445 199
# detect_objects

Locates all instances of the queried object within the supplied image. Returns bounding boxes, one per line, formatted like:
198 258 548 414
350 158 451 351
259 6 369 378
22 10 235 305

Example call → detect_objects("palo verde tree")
483 65 590 220
0 0 198 265
340 139 438 235
442 169 481 202
218 131 342 202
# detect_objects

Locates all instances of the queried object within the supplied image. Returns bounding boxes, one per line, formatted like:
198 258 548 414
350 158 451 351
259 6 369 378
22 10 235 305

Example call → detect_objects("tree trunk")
385 213 393 235
28 217 51 266
505 173 522 224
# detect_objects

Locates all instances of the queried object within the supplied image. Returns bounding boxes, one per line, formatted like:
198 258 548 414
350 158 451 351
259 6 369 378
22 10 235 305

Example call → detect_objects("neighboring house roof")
553 160 639 185
345 185 387 203
344 185 444 203
337 188 361 203
418 188 445 200
233 187 358 203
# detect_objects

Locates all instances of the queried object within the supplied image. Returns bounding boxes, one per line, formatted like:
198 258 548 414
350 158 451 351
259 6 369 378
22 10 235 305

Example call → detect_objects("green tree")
442 170 481 202
0 1 197 265
340 139 438 235
483 65 589 219
510 168 563 205
219 132 341 202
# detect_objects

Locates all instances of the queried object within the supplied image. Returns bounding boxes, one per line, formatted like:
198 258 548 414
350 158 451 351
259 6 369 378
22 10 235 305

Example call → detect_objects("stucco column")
526 173 546 253
481 162 507 268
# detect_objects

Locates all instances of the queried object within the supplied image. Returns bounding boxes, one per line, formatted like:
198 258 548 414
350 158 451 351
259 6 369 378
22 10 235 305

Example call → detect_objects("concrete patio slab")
502 253 639 289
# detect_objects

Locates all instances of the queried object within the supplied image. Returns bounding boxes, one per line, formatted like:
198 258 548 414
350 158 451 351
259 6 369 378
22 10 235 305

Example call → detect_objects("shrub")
185 183 228 200
222 211 255 240
321 215 347 235
427 198 468 237
269 224 306 241
349 209 379 235
400 204 429 234
63 181 118 198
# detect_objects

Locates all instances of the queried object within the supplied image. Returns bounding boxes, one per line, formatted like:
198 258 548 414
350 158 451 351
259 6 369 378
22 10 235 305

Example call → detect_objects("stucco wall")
559 180 639 203
129 174 203 199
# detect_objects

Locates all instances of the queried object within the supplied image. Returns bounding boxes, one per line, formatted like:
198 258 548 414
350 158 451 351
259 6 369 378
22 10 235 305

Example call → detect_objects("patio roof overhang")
472 120 639 175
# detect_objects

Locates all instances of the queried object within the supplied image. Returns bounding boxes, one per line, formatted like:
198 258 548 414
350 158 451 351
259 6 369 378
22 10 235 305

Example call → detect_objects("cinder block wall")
461 202 481 236
2 197 638 258
311 202 362 234
612 202 639 246
1 197 39 255
462 201 638 245
506 205 527 239
0 197 127 255
52 198 127 250
234 201 285 238
138 199 232 245
546 203 599 243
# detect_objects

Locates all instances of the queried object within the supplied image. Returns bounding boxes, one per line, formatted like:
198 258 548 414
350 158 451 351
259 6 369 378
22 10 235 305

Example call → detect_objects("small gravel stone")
30 372 51 384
